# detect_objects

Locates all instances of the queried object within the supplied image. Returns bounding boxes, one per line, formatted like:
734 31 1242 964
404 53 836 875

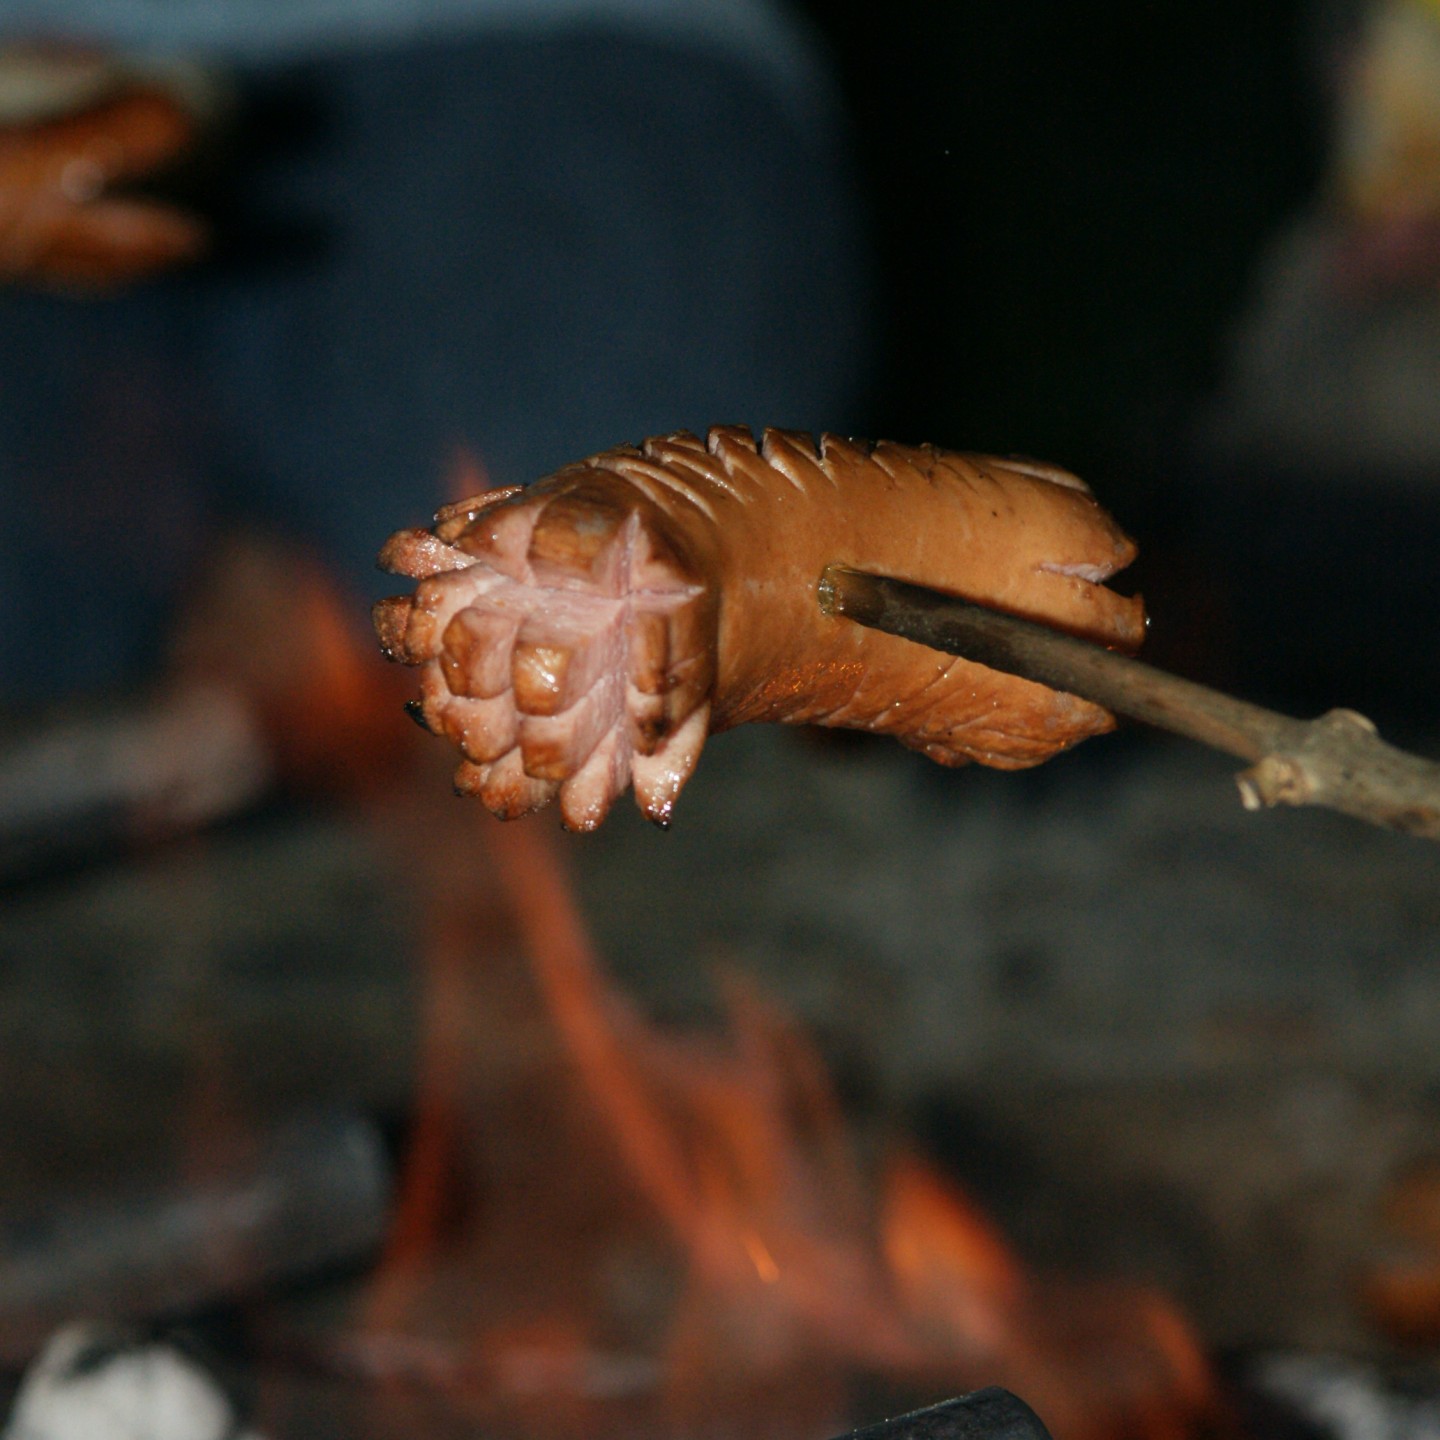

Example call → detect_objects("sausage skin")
0 87 206 288
375 426 1145 830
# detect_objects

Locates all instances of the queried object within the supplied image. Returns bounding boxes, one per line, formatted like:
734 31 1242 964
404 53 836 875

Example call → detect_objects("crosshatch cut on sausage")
374 426 1145 831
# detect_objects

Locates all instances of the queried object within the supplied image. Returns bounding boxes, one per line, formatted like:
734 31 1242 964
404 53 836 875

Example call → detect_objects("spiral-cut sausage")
0 86 206 288
375 427 1145 830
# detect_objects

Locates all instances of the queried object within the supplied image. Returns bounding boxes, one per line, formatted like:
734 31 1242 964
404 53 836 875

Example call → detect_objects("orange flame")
346 794 1220 1440
167 530 412 792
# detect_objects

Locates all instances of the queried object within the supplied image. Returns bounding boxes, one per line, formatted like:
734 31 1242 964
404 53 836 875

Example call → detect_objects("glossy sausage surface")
375 426 1145 829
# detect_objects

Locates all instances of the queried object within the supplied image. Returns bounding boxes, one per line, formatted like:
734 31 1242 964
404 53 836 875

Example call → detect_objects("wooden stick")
818 564 1440 840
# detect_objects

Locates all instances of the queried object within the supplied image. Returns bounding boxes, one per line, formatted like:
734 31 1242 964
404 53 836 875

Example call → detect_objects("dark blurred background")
800 0 1323 471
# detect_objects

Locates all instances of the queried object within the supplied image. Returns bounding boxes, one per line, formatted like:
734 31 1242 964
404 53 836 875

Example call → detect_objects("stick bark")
819 565 1440 840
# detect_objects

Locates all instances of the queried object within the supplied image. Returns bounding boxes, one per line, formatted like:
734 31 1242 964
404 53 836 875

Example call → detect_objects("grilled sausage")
0 86 206 288
375 426 1145 830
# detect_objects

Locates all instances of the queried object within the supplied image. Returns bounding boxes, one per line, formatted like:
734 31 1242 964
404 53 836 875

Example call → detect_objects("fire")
343 792 1220 1440
166 530 413 792
878 1153 1215 1440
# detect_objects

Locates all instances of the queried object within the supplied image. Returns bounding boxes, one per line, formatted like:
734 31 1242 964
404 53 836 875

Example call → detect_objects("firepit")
4 670 1440 1440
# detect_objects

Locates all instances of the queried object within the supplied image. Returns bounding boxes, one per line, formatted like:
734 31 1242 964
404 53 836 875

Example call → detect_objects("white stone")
2 1324 264 1440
